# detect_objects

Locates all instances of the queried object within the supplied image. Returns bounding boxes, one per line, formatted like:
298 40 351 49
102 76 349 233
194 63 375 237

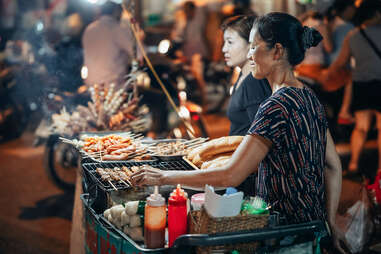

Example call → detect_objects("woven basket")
189 207 269 253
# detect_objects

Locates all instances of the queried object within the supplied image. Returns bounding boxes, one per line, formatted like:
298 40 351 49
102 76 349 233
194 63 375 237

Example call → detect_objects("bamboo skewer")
120 179 130 187
108 180 118 191
185 142 205 149
182 137 208 145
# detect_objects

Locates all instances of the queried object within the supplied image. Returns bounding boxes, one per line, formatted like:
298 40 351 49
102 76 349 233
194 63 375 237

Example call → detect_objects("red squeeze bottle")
168 184 188 247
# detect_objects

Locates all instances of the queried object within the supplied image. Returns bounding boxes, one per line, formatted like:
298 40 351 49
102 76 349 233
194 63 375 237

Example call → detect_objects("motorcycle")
34 84 90 192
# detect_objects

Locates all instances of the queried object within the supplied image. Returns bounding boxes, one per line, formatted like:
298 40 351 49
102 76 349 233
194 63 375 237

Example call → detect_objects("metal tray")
82 158 196 192
82 161 161 192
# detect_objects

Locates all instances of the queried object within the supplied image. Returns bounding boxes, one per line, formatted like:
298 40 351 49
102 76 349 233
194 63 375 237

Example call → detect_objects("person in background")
171 1 209 106
222 15 271 196
325 0 356 123
132 12 345 253
295 11 333 83
0 0 18 50
222 15 271 136
82 2 142 88
325 0 381 176
325 0 356 65
232 0 256 16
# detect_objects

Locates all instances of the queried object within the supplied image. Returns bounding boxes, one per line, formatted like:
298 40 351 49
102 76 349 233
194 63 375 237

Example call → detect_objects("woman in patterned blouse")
132 12 345 253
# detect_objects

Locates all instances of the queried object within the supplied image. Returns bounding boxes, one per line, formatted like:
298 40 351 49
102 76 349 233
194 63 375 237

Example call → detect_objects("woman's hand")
131 167 165 187
330 222 348 254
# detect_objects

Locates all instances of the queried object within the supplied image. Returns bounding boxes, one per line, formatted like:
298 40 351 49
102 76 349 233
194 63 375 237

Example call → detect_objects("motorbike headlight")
158 39 171 54
81 66 88 80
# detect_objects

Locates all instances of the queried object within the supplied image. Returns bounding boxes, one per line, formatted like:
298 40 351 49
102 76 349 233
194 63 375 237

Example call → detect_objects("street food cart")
62 133 329 254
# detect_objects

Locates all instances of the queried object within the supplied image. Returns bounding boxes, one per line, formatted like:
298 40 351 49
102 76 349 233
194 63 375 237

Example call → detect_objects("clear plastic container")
144 186 166 249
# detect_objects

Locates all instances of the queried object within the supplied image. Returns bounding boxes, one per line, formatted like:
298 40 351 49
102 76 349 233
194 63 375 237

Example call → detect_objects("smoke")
1 1 92 129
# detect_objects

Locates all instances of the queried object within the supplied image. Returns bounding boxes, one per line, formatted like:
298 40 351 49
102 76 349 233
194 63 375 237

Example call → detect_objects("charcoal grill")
82 159 195 192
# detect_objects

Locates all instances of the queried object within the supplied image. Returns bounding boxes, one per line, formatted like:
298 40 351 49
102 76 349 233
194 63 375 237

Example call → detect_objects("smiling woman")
132 12 346 253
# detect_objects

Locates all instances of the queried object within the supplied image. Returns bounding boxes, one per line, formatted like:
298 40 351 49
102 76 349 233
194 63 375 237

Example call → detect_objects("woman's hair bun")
302 26 322 50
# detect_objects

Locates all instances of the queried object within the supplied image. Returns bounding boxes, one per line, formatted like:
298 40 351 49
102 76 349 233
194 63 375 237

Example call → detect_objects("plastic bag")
336 186 374 253
367 171 381 236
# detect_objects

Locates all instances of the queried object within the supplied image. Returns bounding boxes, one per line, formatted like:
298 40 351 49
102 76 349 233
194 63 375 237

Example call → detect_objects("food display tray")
82 158 196 192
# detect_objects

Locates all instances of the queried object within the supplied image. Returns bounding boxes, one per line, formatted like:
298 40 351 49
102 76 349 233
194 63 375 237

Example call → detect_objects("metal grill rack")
82 161 160 192
82 159 196 192
158 159 196 171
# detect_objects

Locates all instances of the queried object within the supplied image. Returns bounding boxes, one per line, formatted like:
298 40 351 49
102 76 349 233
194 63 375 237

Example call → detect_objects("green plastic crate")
97 222 123 254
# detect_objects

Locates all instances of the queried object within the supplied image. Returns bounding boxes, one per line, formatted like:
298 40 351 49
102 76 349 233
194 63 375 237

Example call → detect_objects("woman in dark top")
132 12 345 253
221 15 271 196
221 15 271 136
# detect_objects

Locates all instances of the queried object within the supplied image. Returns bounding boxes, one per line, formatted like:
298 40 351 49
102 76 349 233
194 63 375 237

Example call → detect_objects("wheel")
44 135 77 191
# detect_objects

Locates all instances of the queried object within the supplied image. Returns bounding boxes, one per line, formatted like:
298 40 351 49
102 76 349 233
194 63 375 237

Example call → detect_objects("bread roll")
187 145 204 161
191 136 242 166
192 154 203 167
200 136 242 159
201 155 232 169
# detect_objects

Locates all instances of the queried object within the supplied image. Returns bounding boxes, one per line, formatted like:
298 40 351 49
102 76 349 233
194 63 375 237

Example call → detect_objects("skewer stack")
95 165 152 191
60 133 154 162
148 137 209 156
50 75 149 137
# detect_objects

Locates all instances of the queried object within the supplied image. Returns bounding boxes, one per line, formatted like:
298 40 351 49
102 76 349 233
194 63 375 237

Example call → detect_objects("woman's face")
247 28 274 79
222 28 250 68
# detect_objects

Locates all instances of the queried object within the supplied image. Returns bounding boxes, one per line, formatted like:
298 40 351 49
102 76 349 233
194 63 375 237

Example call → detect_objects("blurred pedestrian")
325 0 381 175
82 2 142 88
324 0 356 124
171 1 209 106
294 11 333 87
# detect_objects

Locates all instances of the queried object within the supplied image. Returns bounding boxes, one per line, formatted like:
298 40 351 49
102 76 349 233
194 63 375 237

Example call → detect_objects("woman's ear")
273 43 284 61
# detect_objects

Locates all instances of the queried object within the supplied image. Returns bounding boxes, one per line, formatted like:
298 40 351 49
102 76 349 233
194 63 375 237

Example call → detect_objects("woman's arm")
325 129 342 225
131 134 271 188
318 23 333 53
325 129 347 253
327 31 352 74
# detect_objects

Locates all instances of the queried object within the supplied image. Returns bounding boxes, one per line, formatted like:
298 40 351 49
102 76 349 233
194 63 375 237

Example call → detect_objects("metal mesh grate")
82 159 195 192
82 161 160 192
158 160 196 171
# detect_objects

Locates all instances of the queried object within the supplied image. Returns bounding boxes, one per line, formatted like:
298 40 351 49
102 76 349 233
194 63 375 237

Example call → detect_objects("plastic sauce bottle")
168 184 188 247
144 186 166 249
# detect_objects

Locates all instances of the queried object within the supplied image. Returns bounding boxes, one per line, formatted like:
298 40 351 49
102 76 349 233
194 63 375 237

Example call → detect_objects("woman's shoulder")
241 75 272 105
241 74 271 93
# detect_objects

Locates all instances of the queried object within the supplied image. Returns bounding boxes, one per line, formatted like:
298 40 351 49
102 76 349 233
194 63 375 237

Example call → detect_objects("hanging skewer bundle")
50 74 149 137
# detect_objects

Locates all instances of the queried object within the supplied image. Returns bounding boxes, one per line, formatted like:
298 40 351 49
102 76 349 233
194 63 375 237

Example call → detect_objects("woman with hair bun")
132 12 345 253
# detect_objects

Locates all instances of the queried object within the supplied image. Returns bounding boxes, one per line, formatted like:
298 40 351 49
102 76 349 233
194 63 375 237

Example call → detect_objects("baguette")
200 155 232 170
191 136 243 164
193 151 233 168
187 144 204 161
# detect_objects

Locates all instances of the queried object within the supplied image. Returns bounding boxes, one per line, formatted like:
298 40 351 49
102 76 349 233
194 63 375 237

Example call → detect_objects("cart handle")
171 220 326 252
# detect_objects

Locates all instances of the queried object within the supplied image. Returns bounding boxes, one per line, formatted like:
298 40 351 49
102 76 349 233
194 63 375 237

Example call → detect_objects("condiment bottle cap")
146 186 165 207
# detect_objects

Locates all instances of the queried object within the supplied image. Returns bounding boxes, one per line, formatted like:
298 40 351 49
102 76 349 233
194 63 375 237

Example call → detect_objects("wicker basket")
189 207 269 253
